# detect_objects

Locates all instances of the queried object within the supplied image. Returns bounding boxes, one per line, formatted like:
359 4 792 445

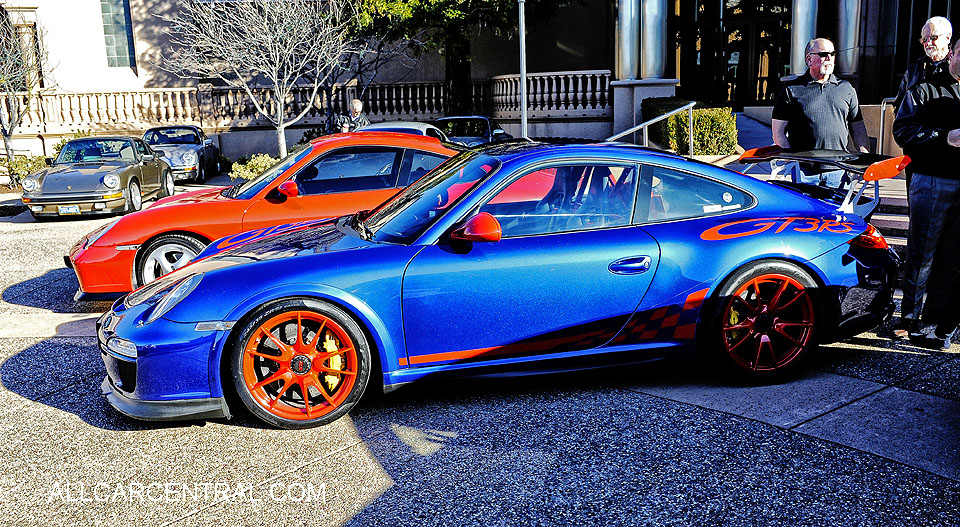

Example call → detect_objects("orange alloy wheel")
241 310 359 421
721 273 815 373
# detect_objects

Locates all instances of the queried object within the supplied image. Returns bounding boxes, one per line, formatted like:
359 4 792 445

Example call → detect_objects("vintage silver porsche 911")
20 136 173 220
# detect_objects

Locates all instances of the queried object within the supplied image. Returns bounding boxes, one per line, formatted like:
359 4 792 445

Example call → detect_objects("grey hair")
350 99 363 112
925 16 953 38
804 38 834 56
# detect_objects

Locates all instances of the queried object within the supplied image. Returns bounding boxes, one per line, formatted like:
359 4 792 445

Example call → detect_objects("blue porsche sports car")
97 142 904 428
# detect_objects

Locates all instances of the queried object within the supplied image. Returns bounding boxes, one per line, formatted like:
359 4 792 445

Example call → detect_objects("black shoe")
893 318 920 339
918 327 951 350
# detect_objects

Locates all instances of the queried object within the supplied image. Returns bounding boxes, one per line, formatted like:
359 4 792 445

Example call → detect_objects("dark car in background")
143 125 218 183
20 136 172 220
434 116 512 146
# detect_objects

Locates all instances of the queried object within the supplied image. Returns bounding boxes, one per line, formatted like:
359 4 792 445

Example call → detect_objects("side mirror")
450 212 501 243
492 128 506 135
141 154 155 162
153 150 165 157
44 157 54 166
278 180 299 198
203 138 213 147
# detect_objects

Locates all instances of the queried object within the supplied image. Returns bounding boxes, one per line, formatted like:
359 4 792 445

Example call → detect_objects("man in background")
894 16 952 112
892 37 960 348
771 37 870 188
339 99 370 133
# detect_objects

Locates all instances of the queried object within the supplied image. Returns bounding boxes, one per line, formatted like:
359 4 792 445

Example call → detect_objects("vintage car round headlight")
181 151 198 166
103 174 120 189
21 176 38 192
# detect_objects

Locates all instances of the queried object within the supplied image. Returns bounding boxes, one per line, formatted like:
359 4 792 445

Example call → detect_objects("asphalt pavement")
0 175 958 526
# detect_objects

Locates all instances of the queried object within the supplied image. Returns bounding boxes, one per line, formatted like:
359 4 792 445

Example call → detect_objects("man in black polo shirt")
891 37 960 348
771 38 870 187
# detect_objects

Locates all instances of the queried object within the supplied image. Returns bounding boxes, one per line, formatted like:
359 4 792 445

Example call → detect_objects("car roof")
473 140 684 163
307 131 462 152
144 125 201 133
360 121 440 132
65 136 139 142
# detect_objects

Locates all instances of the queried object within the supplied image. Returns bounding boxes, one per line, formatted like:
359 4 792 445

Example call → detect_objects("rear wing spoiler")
738 146 910 218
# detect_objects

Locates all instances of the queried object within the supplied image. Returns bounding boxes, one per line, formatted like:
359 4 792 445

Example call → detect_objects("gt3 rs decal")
213 219 327 251
700 217 856 241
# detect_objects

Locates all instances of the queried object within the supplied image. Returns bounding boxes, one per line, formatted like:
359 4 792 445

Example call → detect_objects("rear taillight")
848 224 889 250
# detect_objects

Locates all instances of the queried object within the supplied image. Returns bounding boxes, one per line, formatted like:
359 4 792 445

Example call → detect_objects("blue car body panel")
96 142 900 421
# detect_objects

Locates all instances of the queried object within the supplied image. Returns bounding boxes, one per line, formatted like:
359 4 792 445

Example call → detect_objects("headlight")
124 273 203 324
145 273 203 324
103 174 120 189
83 218 119 248
181 151 198 166
21 176 38 192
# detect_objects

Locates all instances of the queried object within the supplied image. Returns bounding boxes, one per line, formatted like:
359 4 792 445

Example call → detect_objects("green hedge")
640 96 738 155
230 153 278 180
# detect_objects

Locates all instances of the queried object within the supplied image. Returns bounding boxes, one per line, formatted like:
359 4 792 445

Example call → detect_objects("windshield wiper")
350 211 372 240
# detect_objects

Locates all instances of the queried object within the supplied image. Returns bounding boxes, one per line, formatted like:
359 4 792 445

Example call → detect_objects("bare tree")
158 0 357 158
0 9 51 185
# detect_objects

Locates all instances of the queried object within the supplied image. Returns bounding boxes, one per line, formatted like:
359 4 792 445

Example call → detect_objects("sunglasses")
919 35 945 44
808 51 836 58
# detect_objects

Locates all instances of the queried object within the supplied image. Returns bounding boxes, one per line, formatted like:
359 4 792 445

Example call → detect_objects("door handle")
609 256 652 275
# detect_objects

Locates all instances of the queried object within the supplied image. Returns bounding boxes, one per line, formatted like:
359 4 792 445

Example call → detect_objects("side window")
426 129 444 140
134 140 149 157
479 164 637 237
401 151 448 187
293 147 400 195
639 165 752 223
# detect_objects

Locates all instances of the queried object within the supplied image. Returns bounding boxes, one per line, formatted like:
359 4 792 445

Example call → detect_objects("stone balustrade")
490 70 612 120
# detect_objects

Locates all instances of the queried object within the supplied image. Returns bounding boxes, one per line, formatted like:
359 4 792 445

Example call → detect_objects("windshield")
364 152 500 244
436 119 489 137
144 128 200 145
57 139 136 163
227 144 312 199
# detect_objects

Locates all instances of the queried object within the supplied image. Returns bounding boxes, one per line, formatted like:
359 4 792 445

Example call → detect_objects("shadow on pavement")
2 268 113 313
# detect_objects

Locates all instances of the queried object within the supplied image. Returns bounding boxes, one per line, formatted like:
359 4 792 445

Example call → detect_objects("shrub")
640 97 737 155
0 154 46 180
229 153 278 180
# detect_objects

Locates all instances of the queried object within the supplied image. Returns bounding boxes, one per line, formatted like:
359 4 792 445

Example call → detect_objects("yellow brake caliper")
322 332 342 391
728 305 741 342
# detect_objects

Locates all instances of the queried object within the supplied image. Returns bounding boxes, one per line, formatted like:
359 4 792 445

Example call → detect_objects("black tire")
124 179 142 214
707 260 819 378
229 298 371 429
159 170 174 198
135 233 206 286
194 161 205 184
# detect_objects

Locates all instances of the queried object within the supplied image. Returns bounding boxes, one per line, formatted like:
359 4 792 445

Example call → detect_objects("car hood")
148 186 228 209
37 162 126 193
447 135 487 146
189 217 375 273
152 143 200 164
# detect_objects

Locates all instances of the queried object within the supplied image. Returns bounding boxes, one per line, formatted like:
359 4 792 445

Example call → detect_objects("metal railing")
878 96 896 155
605 102 695 155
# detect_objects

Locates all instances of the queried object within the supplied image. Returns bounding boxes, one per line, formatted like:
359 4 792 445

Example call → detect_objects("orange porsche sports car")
66 132 458 300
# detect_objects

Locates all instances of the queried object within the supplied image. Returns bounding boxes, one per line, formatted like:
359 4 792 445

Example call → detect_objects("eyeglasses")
808 51 836 58
919 35 945 44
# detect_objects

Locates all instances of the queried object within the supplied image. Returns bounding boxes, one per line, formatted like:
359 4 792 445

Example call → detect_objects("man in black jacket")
894 16 953 112
891 37 960 348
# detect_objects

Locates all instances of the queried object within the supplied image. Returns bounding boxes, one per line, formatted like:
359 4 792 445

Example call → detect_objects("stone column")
639 0 667 79
615 0 640 80
836 0 861 75
791 0 818 75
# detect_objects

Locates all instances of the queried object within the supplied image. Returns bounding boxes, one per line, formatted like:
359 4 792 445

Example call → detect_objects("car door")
134 139 161 192
240 146 404 231
401 162 661 367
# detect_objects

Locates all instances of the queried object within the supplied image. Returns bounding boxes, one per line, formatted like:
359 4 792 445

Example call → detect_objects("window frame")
633 163 757 225
290 145 403 196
